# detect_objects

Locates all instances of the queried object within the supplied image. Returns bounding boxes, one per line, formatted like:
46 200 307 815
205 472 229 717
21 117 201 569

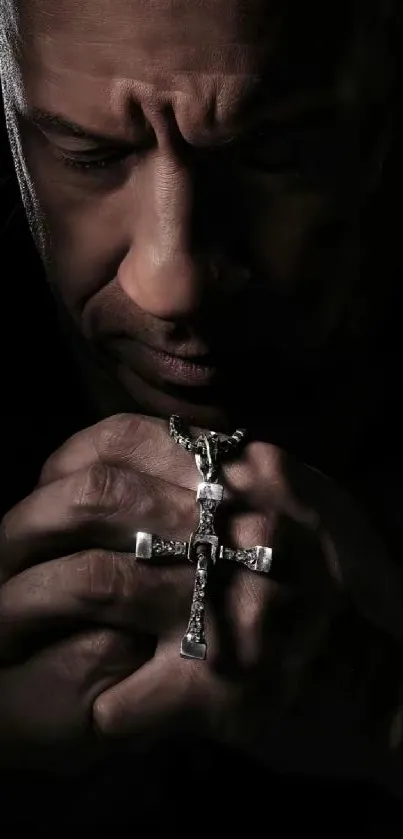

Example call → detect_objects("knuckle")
53 630 117 695
230 513 273 551
38 443 68 485
233 578 265 638
102 413 137 431
93 690 121 737
74 462 132 518
79 462 113 509
38 453 57 486
38 431 82 485
72 628 118 663
93 414 142 457
73 549 128 606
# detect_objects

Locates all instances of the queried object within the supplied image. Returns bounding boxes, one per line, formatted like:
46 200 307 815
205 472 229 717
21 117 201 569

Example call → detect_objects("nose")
118 154 237 320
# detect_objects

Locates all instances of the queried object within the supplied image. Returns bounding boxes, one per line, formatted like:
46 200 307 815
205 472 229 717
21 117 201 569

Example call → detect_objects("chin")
114 363 239 432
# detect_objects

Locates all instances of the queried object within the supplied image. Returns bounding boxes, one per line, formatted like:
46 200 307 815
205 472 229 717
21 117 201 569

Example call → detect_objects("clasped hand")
0 413 391 769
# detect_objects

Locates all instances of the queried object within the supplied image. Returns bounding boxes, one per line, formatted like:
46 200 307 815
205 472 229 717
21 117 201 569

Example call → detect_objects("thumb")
92 640 203 740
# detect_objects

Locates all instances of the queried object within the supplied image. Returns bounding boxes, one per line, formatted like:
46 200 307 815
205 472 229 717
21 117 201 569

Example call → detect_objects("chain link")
169 415 246 460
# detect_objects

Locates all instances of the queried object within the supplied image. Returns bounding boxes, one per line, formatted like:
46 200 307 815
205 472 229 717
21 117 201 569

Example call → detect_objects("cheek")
43 198 128 320
253 191 331 286
15 128 132 318
244 176 353 287
242 175 360 342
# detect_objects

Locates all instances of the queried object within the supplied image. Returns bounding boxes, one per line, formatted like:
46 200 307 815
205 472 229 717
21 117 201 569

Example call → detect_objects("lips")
108 337 218 388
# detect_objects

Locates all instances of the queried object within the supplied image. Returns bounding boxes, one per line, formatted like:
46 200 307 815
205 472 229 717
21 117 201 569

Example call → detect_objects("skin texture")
1 0 372 436
0 0 402 782
0 414 400 776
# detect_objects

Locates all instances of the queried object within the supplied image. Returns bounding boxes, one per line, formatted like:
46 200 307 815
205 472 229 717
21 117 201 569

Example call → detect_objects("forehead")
6 0 352 131
16 0 280 69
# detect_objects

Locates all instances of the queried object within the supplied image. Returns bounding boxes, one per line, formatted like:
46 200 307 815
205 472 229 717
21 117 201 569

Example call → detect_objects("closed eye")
55 146 135 173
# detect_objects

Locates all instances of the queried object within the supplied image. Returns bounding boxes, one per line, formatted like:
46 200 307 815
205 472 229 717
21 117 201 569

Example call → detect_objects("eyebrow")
28 107 133 145
27 96 340 151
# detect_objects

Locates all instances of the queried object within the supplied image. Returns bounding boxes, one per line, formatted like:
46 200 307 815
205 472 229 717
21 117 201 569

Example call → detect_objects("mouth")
107 337 219 389
94 336 233 428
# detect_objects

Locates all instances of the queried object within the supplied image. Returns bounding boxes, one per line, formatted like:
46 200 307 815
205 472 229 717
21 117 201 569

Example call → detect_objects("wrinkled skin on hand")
0 414 398 772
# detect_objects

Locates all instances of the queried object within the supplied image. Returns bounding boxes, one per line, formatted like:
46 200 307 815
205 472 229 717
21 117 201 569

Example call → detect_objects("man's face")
1 0 363 430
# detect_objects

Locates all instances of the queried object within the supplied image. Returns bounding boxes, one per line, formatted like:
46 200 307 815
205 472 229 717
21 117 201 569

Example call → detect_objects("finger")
224 509 276 550
93 641 203 740
225 569 280 670
37 415 282 511
0 463 195 583
0 550 194 657
38 413 199 489
0 628 148 754
286 461 403 642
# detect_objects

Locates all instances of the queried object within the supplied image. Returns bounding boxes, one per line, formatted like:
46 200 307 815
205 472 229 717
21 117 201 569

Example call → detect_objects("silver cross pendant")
135 433 272 660
180 434 224 659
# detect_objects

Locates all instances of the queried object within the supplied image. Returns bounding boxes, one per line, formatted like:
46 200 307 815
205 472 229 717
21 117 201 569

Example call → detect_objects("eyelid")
57 143 130 158
37 117 154 150
49 132 154 169
49 134 138 153
55 146 133 171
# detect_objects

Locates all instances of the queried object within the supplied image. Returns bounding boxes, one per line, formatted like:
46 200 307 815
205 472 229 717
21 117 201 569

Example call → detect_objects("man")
0 0 402 826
